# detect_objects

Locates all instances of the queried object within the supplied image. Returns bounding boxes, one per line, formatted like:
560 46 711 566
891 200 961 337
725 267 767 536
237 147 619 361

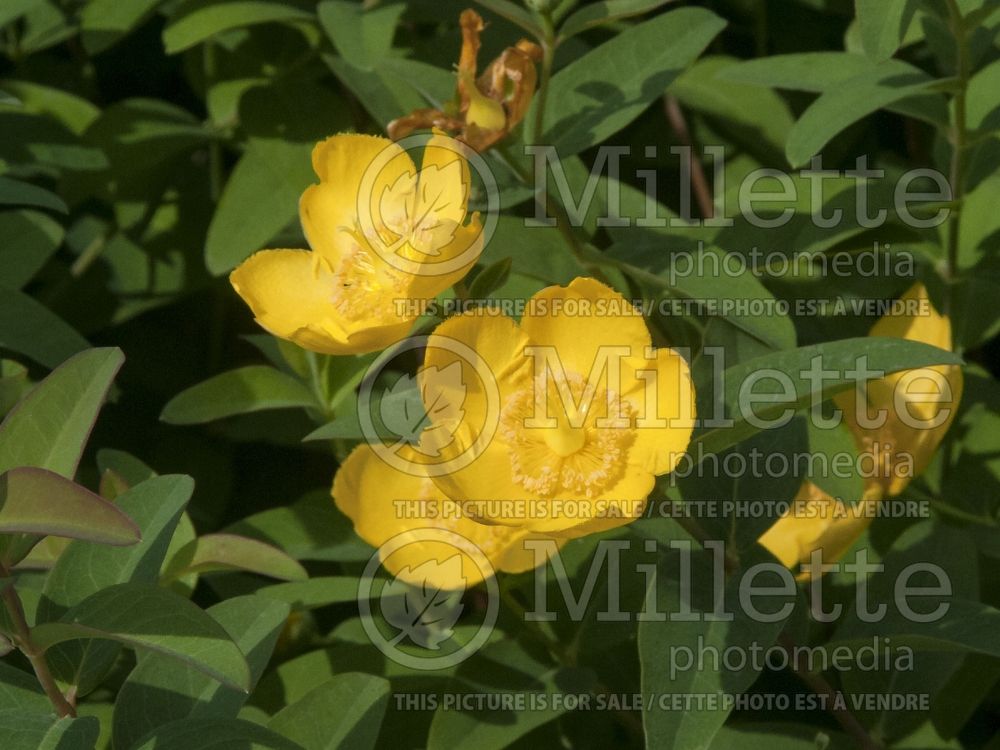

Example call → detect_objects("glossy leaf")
0 347 122 476
32 584 252 691
161 366 316 425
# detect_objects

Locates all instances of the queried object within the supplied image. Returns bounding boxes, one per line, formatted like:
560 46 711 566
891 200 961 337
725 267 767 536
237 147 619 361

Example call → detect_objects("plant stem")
495 145 611 283
663 95 714 220
0 579 76 718
943 0 969 310
530 14 556 145
779 633 883 750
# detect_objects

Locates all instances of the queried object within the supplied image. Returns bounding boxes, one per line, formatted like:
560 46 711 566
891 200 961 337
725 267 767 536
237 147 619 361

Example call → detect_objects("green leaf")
0 79 100 135
668 55 794 155
0 0 43 30
719 54 948 130
0 347 122 477
256 577 359 610
161 366 316 425
0 467 140 544
0 661 48 712
967 58 1000 133
161 533 309 582
785 64 946 166
718 51 892 91
38 474 193 694
268 673 390 750
133 718 303 750
692 337 964 458
204 138 315 275
558 0 675 41
710 725 852 749
224 490 372 563
600 243 796 351
640 546 795 749
96 448 157 488
0 111 108 172
32 583 252 691
80 0 164 54
474 0 544 39
541 7 726 156
0 175 68 214
808 419 864 502
0 711 100 750
0 209 64 290
480 217 587 286
113 596 290 750
40 474 194 615
317 0 405 71
0 289 90 369
468 257 513 299
426 641 595 750
163 0 314 54
855 0 919 61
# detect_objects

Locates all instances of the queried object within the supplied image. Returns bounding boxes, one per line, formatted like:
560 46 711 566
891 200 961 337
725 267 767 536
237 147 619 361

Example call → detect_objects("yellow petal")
622 347 697 476
521 277 651 380
426 434 532 528
417 132 470 229
758 481 876 577
834 281 962 496
406 216 485 299
465 80 507 132
301 134 416 261
543 464 655 538
421 312 532 429
229 248 413 355
332 444 553 588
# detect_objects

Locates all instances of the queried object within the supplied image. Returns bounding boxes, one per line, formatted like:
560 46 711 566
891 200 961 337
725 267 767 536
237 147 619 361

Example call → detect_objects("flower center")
329 236 407 323
500 371 635 498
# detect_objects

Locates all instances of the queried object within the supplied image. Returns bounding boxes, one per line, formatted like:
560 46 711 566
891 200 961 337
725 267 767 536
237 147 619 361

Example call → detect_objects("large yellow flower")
418 277 696 538
332 444 561 590
230 132 483 355
760 282 962 572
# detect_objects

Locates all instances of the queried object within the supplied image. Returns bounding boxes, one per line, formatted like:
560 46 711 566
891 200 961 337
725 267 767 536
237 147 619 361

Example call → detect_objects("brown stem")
779 634 882 750
663 95 715 220
0 579 76 718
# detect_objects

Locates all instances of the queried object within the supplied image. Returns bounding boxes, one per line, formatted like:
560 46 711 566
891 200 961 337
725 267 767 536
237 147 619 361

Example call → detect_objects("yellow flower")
230 132 483 355
332 444 561 590
418 277 696 538
835 282 963 498
757 481 880 572
388 9 542 152
760 282 962 573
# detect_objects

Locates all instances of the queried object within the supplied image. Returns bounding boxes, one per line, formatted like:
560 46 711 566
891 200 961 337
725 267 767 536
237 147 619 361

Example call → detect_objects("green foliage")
0 0 998 748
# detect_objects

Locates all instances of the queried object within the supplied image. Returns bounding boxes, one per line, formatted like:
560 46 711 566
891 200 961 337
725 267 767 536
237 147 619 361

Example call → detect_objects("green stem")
530 15 556 145
305 351 333 420
495 144 611 283
943 0 969 310
0 578 76 718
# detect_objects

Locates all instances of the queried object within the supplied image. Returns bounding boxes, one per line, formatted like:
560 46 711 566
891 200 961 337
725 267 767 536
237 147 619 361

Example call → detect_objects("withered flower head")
388 9 542 152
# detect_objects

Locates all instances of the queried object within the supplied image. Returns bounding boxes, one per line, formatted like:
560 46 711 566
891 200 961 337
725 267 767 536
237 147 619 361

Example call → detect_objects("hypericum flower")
332 444 561 590
417 277 696 538
230 132 483 355
835 282 963 498
757 481 881 572
760 282 962 572
387 9 541 152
